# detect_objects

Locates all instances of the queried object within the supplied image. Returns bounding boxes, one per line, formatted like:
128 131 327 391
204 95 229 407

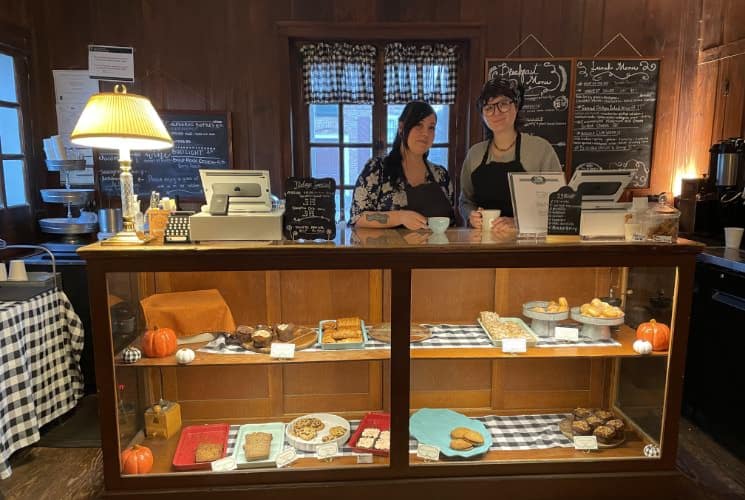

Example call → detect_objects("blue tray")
409 408 491 458
232 422 285 469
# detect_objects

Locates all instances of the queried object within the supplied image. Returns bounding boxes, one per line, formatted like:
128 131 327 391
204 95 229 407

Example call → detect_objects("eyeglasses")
482 101 514 115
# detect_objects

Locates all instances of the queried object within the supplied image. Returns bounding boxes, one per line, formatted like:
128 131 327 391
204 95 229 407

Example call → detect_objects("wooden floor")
1 418 743 499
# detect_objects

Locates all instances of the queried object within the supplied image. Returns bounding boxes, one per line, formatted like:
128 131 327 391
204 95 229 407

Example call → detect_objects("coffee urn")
709 138 744 191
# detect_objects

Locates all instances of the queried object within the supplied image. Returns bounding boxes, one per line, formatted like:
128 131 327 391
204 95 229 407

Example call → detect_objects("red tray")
348 412 390 456
172 423 230 471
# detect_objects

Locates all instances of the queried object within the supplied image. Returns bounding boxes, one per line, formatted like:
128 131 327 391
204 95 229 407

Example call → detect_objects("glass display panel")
343 147 372 186
408 265 676 466
108 269 392 477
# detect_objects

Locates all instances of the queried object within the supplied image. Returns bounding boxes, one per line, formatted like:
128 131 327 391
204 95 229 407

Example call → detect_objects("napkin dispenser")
569 169 634 241
144 400 182 439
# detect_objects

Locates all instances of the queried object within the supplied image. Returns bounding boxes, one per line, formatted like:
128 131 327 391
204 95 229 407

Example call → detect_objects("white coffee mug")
8 260 28 281
0 263 7 281
481 209 501 230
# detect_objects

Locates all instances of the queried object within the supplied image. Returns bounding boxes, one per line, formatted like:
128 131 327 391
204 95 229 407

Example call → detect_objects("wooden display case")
79 228 702 498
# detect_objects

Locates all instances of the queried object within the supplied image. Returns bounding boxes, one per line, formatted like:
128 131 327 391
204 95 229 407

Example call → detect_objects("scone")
356 437 374 449
362 428 380 438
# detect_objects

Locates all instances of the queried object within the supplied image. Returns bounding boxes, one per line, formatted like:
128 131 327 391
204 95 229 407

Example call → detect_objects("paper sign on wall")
89 45 134 82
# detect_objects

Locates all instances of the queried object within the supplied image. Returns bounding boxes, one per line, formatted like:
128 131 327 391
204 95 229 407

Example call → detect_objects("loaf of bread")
195 443 222 463
244 432 273 461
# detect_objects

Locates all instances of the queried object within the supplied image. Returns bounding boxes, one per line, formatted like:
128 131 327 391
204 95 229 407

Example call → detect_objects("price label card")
211 456 237 472
554 327 580 342
316 442 339 460
501 338 527 353
416 444 440 461
275 448 298 468
270 342 296 359
356 453 374 464
573 436 599 450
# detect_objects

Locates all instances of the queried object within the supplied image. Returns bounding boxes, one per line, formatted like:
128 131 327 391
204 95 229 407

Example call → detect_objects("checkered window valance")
299 43 376 104
384 43 458 104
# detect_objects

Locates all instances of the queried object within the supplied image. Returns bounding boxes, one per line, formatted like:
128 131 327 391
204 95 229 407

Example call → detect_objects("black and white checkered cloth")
223 413 572 460
0 289 84 479
199 324 619 355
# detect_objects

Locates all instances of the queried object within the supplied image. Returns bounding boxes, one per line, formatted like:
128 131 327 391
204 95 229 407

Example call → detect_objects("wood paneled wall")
1 0 713 219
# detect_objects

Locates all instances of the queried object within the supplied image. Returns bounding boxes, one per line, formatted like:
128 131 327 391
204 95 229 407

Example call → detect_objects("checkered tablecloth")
223 413 572 460
199 324 620 355
0 289 84 479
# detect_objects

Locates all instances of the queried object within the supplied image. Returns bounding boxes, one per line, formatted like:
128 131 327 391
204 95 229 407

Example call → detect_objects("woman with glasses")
349 101 454 230
460 78 561 231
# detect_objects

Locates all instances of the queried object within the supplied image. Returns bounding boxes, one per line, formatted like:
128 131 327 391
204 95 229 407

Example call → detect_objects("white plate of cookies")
409 408 491 458
285 413 351 452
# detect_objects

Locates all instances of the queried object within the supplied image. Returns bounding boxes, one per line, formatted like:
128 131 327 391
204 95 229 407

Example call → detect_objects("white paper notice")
275 448 298 468
416 444 440 461
356 453 374 464
501 338 527 353
210 456 237 471
509 173 567 236
554 327 580 342
89 45 135 82
52 70 98 172
573 436 599 450
270 343 296 359
316 442 339 460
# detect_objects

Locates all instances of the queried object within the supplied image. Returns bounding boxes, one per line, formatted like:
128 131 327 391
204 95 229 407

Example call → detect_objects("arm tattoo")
365 213 389 224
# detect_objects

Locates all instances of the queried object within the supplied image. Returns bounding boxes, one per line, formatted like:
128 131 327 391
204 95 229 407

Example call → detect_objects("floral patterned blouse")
349 157 454 225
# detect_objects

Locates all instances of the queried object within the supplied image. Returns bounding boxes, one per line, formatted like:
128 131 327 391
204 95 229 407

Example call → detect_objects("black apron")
404 165 452 219
471 133 525 218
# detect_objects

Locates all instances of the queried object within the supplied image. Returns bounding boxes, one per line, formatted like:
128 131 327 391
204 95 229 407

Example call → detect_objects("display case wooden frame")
80 231 701 498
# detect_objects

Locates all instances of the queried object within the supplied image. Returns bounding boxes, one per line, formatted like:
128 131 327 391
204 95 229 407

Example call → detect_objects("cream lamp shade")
70 85 173 150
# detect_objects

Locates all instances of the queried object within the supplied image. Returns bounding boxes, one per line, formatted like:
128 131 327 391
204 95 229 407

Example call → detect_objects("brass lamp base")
101 230 154 246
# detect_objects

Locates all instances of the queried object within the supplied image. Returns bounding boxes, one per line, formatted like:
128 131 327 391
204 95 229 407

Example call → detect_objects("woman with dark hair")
349 101 454 229
460 78 561 230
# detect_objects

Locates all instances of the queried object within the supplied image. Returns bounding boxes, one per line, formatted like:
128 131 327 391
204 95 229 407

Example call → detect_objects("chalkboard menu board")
571 59 659 188
486 59 572 169
547 186 581 237
96 111 231 200
283 177 336 240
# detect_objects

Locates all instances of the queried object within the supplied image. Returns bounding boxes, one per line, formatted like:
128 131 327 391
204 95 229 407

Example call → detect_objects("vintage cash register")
568 169 634 240
189 169 284 241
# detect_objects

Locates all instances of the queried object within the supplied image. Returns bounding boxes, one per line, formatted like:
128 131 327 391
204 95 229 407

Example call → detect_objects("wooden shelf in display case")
114 326 665 367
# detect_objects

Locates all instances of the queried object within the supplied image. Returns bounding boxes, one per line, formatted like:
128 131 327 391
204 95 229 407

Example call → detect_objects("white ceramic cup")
724 227 744 249
0 263 7 281
427 217 450 234
8 260 28 281
481 209 501 230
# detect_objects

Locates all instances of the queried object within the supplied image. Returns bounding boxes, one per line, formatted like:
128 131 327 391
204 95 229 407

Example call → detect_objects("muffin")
593 425 617 444
586 415 605 429
571 420 592 436
573 408 594 420
275 323 296 342
594 410 615 422
234 325 255 344
252 327 273 348
606 419 625 434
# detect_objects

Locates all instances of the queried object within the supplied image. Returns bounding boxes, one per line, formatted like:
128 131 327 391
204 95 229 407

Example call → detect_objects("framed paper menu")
508 173 567 238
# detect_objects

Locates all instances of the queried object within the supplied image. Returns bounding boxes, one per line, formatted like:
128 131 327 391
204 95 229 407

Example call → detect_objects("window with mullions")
0 51 28 208
300 41 458 222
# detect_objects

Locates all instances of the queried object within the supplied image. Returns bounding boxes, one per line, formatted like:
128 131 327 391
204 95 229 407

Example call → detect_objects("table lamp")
70 84 173 245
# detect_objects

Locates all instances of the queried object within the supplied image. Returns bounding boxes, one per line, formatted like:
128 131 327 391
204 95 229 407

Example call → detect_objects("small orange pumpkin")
142 327 177 358
635 319 670 351
121 444 154 474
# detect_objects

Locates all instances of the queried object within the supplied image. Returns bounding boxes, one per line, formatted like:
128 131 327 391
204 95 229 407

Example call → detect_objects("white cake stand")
522 301 569 337
569 307 625 340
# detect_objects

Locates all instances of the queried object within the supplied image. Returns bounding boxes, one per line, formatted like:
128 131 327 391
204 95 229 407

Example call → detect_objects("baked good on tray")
321 317 364 344
195 443 222 463
244 432 273 461
571 420 592 436
448 426 484 451
479 311 532 341
564 407 625 445
593 425 617 444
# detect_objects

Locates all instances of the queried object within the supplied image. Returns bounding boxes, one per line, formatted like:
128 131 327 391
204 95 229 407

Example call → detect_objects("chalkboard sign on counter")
96 111 231 200
571 59 659 188
486 59 572 169
547 186 582 238
284 177 336 240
